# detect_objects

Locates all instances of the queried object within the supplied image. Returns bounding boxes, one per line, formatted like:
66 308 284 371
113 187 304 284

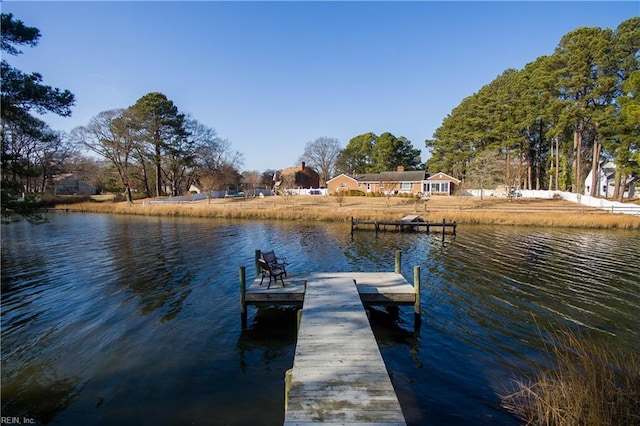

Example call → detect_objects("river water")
1 213 638 425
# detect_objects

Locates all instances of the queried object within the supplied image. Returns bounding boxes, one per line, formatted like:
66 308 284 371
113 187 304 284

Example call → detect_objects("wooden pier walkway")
284 273 407 425
239 251 420 424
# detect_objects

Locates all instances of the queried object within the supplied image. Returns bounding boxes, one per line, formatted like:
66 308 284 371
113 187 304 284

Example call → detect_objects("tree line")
1 12 246 210
1 13 75 219
70 93 243 203
426 17 639 200
298 132 423 186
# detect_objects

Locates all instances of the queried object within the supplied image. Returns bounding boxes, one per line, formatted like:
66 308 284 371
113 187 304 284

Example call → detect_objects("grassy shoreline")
55 195 640 230
501 326 640 425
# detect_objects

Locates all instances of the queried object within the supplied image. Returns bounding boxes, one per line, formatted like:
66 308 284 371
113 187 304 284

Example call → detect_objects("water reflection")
2 215 638 425
237 307 298 373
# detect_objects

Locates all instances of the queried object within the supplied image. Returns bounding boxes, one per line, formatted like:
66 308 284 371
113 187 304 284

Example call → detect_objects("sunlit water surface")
2 213 638 425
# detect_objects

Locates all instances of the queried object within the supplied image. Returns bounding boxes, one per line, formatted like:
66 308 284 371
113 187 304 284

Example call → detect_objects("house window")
340 182 346 188
400 182 412 190
442 182 449 193
431 183 440 192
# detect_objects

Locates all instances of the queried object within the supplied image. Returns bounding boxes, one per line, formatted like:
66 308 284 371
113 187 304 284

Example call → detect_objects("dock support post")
296 280 307 331
254 250 261 278
413 265 421 328
285 368 292 412
442 218 446 243
395 250 402 274
240 266 247 328
453 221 457 236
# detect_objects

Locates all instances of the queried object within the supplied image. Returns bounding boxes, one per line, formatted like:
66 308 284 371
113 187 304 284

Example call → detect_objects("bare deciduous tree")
299 137 341 186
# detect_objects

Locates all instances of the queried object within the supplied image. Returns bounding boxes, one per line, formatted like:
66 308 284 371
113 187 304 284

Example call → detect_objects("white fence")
557 192 640 216
143 189 276 205
279 188 328 196
465 189 640 216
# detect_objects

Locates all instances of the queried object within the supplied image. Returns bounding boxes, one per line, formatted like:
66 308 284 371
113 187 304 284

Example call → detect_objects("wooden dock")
239 251 419 424
351 215 457 236
284 273 408 425
242 271 418 309
241 250 419 312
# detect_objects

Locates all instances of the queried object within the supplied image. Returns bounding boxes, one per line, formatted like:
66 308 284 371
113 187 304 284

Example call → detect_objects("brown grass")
501 327 640 425
54 195 640 229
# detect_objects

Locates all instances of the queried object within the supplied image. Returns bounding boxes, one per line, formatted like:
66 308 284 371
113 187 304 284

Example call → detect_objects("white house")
584 161 636 198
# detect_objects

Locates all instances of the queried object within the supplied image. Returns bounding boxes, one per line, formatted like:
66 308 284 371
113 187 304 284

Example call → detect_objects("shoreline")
54 195 640 230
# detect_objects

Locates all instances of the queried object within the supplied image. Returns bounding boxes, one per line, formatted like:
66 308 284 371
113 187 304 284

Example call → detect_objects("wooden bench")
258 258 286 288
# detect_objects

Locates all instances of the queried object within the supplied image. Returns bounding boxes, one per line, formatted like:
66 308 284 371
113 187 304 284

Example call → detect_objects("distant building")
425 172 461 196
326 167 460 196
279 162 320 189
584 161 636 198
53 174 97 195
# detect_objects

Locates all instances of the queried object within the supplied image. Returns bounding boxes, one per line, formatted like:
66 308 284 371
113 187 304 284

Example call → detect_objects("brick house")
279 162 320 189
326 168 460 196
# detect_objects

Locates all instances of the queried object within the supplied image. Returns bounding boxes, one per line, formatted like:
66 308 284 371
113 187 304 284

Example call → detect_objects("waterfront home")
279 162 320 189
584 161 636 198
326 167 460 196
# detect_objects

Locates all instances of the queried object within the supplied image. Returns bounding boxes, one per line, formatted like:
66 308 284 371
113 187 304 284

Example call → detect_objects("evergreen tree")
1 13 75 220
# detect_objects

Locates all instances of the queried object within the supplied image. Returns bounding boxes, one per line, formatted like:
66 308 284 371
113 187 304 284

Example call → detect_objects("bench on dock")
258 258 286 288
262 250 289 276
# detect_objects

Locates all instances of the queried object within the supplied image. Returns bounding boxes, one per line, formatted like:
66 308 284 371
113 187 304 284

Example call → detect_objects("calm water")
1 213 638 425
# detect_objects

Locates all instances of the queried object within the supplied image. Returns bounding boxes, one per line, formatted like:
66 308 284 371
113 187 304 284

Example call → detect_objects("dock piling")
254 250 261 278
413 265 421 326
395 250 402 274
239 266 247 328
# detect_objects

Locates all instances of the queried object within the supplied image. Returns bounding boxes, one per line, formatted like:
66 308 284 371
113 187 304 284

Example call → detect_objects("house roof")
327 170 462 185
281 164 319 178
325 173 358 184
427 172 461 184
53 173 76 182
356 170 427 182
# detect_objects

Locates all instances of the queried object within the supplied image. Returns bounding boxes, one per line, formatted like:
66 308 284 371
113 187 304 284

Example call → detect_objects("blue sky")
4 1 638 173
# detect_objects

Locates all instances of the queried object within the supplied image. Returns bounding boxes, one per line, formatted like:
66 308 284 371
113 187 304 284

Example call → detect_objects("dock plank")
284 274 406 425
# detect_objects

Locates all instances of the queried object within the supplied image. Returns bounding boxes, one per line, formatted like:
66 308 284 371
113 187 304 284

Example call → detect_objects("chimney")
301 161 306 170
397 166 404 172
